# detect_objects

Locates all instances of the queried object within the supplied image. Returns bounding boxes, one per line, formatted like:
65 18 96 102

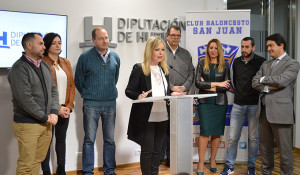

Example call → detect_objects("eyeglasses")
169 34 181 38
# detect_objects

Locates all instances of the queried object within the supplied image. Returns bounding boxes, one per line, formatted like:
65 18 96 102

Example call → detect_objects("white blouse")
148 66 168 122
55 64 67 105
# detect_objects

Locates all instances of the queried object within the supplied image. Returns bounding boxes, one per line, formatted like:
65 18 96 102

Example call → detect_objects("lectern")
133 94 217 174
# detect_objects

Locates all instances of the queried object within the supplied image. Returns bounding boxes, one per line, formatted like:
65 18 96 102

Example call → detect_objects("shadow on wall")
74 89 84 170
0 69 18 175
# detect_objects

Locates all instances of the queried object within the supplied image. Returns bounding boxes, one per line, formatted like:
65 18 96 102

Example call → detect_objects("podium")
133 94 216 174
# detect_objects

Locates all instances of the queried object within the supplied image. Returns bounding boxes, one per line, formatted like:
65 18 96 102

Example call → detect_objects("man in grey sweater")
8 32 59 175
160 26 195 166
166 26 195 94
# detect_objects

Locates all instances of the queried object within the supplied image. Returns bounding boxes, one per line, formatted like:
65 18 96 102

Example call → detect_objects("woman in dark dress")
125 36 171 175
195 38 230 175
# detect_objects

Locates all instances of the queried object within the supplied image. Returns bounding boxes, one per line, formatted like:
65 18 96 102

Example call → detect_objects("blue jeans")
225 104 259 169
82 105 116 175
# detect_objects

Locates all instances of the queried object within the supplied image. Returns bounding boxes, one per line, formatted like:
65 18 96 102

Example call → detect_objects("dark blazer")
252 54 300 124
125 63 170 145
195 60 230 105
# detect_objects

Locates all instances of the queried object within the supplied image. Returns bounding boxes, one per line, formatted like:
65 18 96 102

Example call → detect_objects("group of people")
7 25 299 175
8 27 120 175
8 32 75 175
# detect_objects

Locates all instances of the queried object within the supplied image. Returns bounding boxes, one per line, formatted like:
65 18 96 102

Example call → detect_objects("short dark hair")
43 33 61 56
21 32 42 50
167 26 181 35
242 37 255 47
266 33 287 51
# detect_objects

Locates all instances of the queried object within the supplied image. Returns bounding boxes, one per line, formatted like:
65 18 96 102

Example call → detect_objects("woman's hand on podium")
138 89 152 99
171 92 186 96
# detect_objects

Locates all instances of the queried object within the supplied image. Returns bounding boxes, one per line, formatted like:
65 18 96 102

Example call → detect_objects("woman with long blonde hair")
195 38 230 175
125 36 170 175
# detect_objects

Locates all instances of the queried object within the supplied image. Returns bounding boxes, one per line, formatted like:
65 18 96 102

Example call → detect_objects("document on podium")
132 94 217 103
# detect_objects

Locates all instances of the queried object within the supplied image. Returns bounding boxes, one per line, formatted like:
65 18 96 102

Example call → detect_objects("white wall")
0 0 224 174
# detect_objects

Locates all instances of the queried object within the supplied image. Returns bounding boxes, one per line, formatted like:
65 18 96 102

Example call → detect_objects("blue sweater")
75 47 120 106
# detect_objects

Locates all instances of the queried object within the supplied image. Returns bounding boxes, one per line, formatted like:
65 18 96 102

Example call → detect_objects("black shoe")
43 170 51 175
56 165 66 175
165 161 170 167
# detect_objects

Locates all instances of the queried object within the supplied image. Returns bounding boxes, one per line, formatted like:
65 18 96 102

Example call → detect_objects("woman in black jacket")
195 38 230 175
125 36 170 175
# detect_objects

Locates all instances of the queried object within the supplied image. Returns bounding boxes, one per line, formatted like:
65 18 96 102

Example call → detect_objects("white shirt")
148 66 168 122
55 64 67 104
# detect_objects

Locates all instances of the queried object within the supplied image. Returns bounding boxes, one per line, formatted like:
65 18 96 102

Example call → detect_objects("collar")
43 55 60 65
95 47 110 56
167 41 178 55
241 54 254 64
24 54 41 67
95 47 111 61
275 52 286 61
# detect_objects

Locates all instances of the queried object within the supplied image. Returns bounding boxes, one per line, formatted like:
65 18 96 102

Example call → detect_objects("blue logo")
0 32 10 49
239 142 247 149
198 43 239 67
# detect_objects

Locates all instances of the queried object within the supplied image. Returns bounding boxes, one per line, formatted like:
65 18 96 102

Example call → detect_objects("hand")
45 115 51 125
59 106 70 118
171 92 186 96
63 107 71 118
138 89 152 99
48 114 58 126
218 80 231 89
269 86 279 90
171 86 186 93
200 77 204 81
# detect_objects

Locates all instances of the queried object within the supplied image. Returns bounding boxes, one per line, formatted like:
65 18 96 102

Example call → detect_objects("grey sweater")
8 55 59 123
166 44 195 92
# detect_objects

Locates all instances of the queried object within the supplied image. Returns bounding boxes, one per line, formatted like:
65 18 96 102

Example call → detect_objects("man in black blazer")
252 33 300 175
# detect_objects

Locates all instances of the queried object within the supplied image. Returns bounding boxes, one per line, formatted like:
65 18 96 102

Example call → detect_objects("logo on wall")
193 104 200 125
239 142 247 149
79 16 186 49
198 43 239 66
79 17 117 48
0 31 26 49
207 141 225 149
0 32 10 49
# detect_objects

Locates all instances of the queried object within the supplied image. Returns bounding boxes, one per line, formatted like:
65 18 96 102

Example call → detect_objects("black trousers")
160 135 170 164
41 116 69 173
140 120 168 175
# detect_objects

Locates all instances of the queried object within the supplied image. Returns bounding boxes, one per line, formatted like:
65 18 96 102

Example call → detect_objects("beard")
30 50 44 59
242 51 253 58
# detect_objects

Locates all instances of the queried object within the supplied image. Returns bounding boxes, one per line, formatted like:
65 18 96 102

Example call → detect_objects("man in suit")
252 33 300 175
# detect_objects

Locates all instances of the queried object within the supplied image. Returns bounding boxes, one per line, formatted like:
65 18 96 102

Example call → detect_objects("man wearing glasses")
160 26 195 166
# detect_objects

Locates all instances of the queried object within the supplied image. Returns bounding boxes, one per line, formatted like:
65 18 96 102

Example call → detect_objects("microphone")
158 63 167 96
158 63 170 105
168 65 193 84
